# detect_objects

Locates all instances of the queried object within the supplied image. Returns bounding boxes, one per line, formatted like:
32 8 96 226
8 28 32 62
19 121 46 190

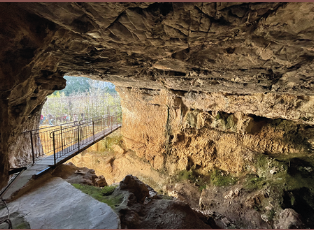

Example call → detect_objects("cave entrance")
40 76 121 126
25 75 122 165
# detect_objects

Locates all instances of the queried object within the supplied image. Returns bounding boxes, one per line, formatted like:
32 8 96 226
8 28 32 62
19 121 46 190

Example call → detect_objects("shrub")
102 185 117 196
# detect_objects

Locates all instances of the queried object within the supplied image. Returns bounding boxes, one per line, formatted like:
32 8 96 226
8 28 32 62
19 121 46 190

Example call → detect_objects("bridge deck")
36 124 121 166
1 125 121 201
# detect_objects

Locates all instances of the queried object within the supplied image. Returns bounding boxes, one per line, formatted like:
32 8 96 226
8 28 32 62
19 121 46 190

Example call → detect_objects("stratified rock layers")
1 2 314 192
118 87 314 175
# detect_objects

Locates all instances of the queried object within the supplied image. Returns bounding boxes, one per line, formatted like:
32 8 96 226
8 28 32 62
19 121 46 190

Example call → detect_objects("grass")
15 222 30 229
72 184 122 209
101 185 117 196
177 170 195 181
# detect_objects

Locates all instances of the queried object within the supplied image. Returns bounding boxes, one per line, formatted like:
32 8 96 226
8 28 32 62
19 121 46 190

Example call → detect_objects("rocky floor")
0 177 120 229
0 163 216 229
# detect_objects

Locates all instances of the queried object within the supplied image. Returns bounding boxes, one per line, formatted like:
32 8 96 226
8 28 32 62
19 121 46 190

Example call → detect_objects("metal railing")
24 111 122 165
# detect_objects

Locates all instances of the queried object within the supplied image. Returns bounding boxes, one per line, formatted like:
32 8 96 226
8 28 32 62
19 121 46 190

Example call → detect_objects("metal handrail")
24 111 122 165
0 167 27 198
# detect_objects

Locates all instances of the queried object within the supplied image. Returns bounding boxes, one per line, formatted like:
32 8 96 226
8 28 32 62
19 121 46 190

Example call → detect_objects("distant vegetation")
41 76 121 125
52 76 117 96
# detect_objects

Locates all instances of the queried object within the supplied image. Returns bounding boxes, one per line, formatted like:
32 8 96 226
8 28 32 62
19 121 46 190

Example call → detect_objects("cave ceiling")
2 2 314 96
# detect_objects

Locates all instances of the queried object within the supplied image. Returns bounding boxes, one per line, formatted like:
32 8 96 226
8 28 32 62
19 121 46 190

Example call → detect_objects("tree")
53 76 91 96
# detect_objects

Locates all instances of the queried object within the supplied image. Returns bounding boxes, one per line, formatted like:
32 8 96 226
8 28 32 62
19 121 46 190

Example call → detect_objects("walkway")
1 114 121 201
0 177 120 229
35 124 120 166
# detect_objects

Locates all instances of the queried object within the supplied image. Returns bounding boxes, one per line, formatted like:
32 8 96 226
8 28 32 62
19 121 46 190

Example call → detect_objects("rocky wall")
0 4 65 189
1 2 314 193
116 87 168 170
117 87 314 177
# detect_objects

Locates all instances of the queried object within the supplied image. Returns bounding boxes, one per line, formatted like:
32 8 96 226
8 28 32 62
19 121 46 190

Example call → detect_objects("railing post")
60 126 63 155
93 121 95 142
53 132 56 165
108 106 110 130
77 124 80 150
30 131 35 164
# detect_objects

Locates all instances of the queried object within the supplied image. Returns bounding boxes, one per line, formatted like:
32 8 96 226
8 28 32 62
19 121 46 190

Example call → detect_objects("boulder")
118 175 149 204
112 175 213 229
275 208 304 229
112 145 125 155
52 163 98 186
95 175 108 187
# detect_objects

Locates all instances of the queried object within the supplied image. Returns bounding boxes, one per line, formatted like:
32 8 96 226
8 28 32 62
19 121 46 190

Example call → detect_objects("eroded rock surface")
0 177 120 229
111 175 212 229
2 2 314 188
52 162 99 186
119 87 314 174
275 208 304 229
1 3 314 228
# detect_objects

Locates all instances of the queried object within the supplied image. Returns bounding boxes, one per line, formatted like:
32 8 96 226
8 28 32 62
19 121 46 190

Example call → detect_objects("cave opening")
21 75 124 172
40 75 121 126
2 2 314 229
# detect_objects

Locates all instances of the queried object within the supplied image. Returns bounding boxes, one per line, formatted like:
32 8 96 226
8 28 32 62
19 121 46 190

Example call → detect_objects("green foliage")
213 112 237 131
210 169 238 187
53 76 118 96
268 208 276 221
15 222 30 229
199 184 207 192
103 134 123 151
176 170 205 190
101 185 117 196
256 154 268 170
175 168 238 189
244 175 267 191
72 183 123 209
215 112 221 120
42 76 122 125
53 76 91 96
175 170 209 191
177 170 195 181
225 114 237 131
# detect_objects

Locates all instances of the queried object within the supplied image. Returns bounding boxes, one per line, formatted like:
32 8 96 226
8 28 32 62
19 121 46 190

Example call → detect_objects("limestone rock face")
113 175 212 229
52 162 99 186
275 209 304 229
1 2 314 191
96 175 108 187
118 87 314 174
118 174 150 203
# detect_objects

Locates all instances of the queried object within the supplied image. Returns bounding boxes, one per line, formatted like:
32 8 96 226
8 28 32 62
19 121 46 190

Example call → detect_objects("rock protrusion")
275 209 304 229
95 175 108 187
112 175 213 229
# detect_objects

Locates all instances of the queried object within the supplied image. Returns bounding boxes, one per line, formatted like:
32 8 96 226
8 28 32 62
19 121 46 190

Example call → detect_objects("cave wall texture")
1 2 314 189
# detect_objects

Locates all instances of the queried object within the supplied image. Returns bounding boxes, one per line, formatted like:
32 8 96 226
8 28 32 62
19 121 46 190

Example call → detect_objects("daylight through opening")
40 76 121 126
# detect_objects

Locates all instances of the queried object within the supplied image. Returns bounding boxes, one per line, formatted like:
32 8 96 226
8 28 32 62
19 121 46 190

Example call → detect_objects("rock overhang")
1 2 314 189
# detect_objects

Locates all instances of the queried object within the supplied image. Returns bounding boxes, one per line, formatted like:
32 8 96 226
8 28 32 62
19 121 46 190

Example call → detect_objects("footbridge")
26 113 122 166
0 112 122 202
